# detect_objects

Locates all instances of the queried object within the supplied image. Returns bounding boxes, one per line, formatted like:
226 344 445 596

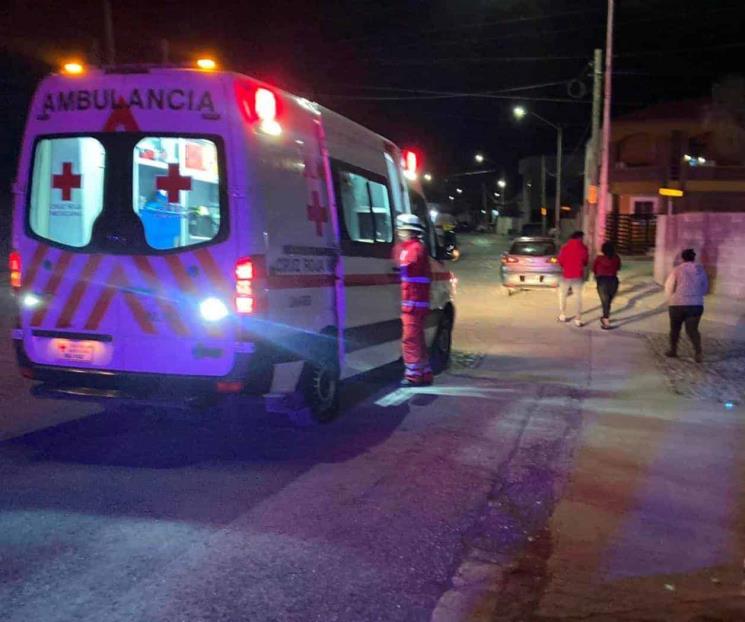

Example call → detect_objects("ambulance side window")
384 153 405 216
333 163 393 248
29 137 105 248
132 137 222 251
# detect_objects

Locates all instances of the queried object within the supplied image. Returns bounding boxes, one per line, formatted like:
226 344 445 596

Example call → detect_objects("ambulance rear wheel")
300 355 340 423
431 310 453 374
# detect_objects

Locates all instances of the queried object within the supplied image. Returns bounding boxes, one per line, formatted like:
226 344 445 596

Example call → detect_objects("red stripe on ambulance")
56 254 103 328
24 243 49 291
30 252 73 326
83 265 156 334
193 248 230 294
132 256 189 336
164 255 197 294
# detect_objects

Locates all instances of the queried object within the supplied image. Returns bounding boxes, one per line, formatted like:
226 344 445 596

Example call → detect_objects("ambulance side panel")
320 110 403 376
244 98 337 361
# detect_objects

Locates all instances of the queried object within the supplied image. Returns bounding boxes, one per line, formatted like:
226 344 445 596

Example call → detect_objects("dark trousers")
596 276 619 319
668 305 703 354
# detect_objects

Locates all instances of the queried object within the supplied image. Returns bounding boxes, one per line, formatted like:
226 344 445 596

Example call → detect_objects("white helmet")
396 213 425 233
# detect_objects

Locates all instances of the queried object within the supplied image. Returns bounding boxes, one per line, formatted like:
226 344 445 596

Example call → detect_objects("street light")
513 105 563 238
448 195 455 201
497 179 506 189
423 173 433 182
474 153 485 164
456 188 463 194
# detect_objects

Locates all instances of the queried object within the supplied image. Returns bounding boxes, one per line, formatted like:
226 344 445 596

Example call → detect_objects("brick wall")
655 211 745 297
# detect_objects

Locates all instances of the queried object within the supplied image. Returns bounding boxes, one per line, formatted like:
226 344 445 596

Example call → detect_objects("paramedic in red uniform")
395 214 433 386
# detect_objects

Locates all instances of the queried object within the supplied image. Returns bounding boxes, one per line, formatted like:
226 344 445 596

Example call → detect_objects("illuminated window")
132 137 222 250
29 137 105 248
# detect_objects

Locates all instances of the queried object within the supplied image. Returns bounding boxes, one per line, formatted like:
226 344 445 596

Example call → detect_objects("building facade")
607 78 745 295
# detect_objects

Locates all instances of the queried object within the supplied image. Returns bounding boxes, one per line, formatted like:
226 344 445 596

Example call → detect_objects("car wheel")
431 311 453 374
300 354 340 423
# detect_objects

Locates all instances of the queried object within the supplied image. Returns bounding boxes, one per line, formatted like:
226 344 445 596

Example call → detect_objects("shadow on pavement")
0 365 415 524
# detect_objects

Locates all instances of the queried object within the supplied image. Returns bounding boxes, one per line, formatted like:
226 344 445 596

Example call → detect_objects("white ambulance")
10 61 456 421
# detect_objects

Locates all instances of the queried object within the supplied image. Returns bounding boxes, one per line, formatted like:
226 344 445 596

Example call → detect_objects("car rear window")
509 240 556 256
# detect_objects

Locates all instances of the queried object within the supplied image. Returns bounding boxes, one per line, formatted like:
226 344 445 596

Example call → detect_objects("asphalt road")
2 236 744 621
0 235 573 622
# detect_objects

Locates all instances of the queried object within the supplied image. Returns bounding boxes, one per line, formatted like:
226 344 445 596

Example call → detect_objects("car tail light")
501 255 519 264
234 256 265 315
9 251 21 289
547 256 558 264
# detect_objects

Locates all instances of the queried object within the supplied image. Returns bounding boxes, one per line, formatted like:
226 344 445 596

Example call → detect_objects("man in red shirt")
395 214 433 386
557 230 589 327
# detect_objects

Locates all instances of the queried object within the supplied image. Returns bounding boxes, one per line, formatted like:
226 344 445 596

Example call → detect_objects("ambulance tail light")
235 256 265 315
9 251 21 290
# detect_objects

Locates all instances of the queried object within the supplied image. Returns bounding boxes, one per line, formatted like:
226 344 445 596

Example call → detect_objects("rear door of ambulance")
15 69 239 380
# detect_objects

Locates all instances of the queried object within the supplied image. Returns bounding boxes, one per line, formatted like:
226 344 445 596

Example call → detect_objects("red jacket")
593 254 621 277
396 238 431 312
557 238 589 279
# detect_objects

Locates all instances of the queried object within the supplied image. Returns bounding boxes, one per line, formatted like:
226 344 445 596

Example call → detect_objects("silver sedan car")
500 236 561 294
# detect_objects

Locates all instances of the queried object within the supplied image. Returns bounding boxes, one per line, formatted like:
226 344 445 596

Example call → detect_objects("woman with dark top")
593 241 621 329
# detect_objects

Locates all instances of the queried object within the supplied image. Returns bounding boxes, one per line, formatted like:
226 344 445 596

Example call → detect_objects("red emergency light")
234 81 282 135
401 149 420 180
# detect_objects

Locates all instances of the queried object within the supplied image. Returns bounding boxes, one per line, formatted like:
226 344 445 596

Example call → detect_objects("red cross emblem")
156 163 192 203
52 162 81 201
307 191 328 236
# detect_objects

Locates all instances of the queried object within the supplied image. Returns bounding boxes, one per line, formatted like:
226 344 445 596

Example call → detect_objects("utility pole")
596 0 614 252
541 155 547 234
554 126 563 239
103 0 116 65
585 48 603 257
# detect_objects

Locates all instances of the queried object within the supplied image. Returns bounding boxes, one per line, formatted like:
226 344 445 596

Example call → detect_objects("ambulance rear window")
29 137 105 248
133 137 222 250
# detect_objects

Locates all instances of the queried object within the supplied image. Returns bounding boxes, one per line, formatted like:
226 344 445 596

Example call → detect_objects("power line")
318 93 595 104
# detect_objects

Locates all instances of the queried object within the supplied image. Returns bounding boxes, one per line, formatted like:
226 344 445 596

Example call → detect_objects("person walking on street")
557 230 589 327
593 241 621 329
395 214 433 386
665 248 708 363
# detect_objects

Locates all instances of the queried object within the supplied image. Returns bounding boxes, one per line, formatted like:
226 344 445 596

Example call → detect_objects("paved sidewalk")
608 257 745 339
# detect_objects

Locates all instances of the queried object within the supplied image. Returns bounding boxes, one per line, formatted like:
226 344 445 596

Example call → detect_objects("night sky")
2 0 745 200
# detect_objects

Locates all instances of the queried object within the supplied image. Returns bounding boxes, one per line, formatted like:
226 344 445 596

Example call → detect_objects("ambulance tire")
430 309 453 374
299 353 340 423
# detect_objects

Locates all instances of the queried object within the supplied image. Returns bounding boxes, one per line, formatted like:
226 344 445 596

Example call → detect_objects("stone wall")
655 211 745 297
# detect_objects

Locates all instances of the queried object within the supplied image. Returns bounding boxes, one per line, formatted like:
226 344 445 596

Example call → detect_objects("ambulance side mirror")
437 245 456 261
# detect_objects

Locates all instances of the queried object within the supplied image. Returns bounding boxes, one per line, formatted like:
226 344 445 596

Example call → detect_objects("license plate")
56 341 94 363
